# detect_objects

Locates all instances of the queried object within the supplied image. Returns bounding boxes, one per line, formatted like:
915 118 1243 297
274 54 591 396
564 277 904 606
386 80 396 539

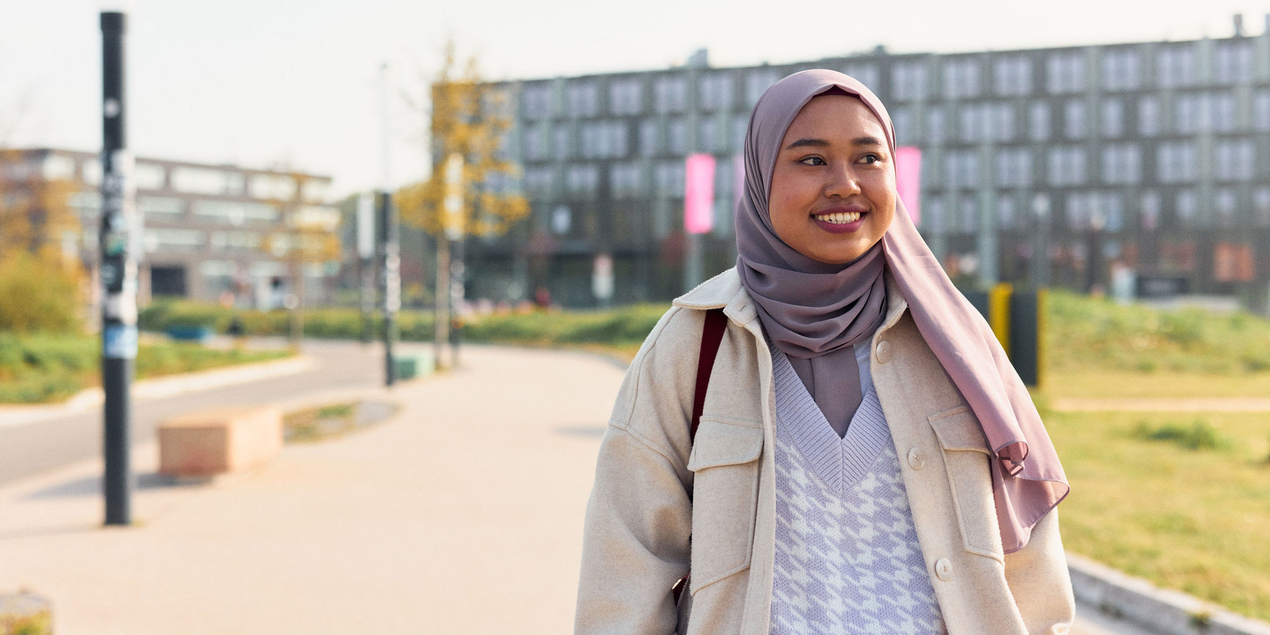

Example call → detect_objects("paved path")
0 345 1147 634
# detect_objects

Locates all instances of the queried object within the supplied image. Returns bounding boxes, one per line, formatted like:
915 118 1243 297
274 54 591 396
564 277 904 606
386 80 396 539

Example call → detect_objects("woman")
575 70 1073 635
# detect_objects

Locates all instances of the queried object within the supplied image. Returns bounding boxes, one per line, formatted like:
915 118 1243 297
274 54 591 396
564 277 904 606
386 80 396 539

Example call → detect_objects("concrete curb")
0 355 315 429
1068 552 1270 635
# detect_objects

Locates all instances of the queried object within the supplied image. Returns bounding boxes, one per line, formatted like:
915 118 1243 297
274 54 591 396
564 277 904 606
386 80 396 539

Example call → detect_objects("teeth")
814 211 862 224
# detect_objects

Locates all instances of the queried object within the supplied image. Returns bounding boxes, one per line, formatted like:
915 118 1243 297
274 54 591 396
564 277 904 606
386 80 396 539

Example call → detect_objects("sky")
3 0 1270 199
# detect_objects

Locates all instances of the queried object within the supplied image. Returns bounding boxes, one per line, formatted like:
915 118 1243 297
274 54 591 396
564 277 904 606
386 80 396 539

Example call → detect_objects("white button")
875 340 893 364
935 558 953 581
907 448 925 470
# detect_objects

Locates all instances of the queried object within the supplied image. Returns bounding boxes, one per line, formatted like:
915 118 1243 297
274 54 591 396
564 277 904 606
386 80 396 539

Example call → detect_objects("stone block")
158 406 283 477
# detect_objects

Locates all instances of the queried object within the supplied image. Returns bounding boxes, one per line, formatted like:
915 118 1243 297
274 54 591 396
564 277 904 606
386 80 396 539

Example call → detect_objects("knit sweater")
769 343 946 635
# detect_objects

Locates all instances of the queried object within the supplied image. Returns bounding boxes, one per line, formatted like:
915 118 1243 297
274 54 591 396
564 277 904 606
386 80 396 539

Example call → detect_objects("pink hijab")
736 69 1068 553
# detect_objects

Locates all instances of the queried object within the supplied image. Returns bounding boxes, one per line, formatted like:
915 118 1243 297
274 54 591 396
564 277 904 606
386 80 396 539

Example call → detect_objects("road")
0 339 390 486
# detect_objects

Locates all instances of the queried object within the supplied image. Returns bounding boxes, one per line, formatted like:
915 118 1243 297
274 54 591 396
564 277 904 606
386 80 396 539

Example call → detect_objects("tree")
396 40 529 369
260 169 342 345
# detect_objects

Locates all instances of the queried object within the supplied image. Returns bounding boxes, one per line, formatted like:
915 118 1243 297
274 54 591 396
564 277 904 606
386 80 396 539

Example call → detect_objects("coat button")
875 340 893 364
907 448 925 470
935 558 953 581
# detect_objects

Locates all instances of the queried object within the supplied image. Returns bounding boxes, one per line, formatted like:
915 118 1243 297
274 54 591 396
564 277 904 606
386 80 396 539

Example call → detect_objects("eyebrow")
783 136 885 150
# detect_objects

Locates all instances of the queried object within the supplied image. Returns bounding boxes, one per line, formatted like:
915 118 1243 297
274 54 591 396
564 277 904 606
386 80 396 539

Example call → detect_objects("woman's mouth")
812 210 863 224
811 207 868 233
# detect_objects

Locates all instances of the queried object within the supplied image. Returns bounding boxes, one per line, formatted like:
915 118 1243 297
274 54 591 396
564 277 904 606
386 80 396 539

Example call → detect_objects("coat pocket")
685 417 764 593
927 406 1005 561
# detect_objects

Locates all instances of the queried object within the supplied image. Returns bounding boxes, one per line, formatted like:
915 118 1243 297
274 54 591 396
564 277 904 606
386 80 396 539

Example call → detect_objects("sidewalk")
0 345 1150 634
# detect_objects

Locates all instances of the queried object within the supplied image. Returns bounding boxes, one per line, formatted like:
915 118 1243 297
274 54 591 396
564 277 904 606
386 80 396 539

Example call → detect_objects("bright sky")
3 0 1270 199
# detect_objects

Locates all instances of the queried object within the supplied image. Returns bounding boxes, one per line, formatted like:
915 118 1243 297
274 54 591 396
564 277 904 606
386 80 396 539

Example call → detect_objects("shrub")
0 251 81 334
1132 419 1228 451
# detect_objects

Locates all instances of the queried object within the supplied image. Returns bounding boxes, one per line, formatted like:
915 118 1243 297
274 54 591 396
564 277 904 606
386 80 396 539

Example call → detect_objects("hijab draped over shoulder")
735 69 1068 553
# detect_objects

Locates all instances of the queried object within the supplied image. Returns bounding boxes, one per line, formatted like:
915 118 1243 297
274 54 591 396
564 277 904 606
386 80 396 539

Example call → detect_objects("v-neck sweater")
769 343 945 635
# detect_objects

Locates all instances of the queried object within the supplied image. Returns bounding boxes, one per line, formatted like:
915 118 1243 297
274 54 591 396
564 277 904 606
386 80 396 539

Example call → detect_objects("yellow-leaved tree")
260 169 342 345
396 40 528 368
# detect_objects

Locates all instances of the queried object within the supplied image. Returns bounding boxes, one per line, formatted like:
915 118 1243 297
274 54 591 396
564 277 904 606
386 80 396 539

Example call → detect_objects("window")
1215 41 1253 84
958 103 1014 142
567 81 599 117
925 198 946 232
1063 101 1087 139
1100 99 1124 137
699 72 735 112
553 124 572 160
1064 192 1094 231
996 195 1018 230
995 148 1032 187
523 123 550 161
957 196 979 233
173 167 243 196
145 228 204 251
609 79 643 116
943 58 981 99
565 165 600 196
654 75 688 114
891 107 916 145
579 122 628 159
138 196 183 216
1157 45 1197 88
1138 97 1161 136
134 162 166 190
1176 92 1236 134
993 57 1032 96
524 167 555 197
1140 191 1161 231
926 107 947 143
610 162 645 200
892 61 928 101
654 161 685 197
1101 49 1140 91
1215 188 1238 226
249 174 295 200
745 69 780 105
193 200 279 225
1047 147 1086 186
842 63 880 91
944 150 979 189
1101 144 1142 184
1046 53 1085 94
1176 189 1199 226
1256 91 1270 132
698 118 721 153
639 120 659 157
1256 187 1270 226
522 84 554 120
731 115 749 152
667 118 687 155
1028 102 1050 141
1157 142 1198 183
1214 140 1255 181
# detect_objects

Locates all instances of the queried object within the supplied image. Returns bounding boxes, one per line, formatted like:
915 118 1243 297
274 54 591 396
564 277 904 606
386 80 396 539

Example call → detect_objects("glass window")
944 150 978 189
1176 189 1199 225
553 124 572 160
1101 144 1142 184
1063 101 1086 139
891 107 916 145
522 84 554 120
943 58 981 99
1140 191 1161 230
654 75 688 114
639 120 659 157
145 228 205 251
957 196 978 233
134 162 165 190
249 174 296 200
41 154 76 181
745 69 781 106
524 167 555 197
173 167 243 196
1047 146 1086 186
1101 99 1124 137
667 118 687 155
1046 53 1085 94
731 115 749 152
1255 90 1270 132
567 81 600 117
891 61 928 101
654 161 685 197
193 200 280 225
995 148 1032 187
1256 187 1270 226
1138 97 1161 136
1157 45 1197 88
926 107 946 143
1028 102 1050 141
565 164 600 196
1157 142 1198 183
1214 139 1255 181
1101 49 1141 91
1215 188 1238 226
610 162 645 200
1177 92 1236 134
699 72 735 112
993 57 1032 96
996 195 1017 230
841 63 880 92
138 196 184 216
698 118 720 153
1215 41 1254 84
609 79 643 116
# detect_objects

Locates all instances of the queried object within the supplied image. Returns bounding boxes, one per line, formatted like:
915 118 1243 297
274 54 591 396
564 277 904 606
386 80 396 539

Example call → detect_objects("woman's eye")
858 153 882 165
799 156 826 166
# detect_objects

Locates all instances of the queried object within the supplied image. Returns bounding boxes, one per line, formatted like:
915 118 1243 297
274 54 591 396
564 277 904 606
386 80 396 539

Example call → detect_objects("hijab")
735 69 1069 553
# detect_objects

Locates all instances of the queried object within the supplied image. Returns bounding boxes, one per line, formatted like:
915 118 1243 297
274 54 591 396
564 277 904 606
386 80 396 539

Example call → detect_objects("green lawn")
1049 408 1270 620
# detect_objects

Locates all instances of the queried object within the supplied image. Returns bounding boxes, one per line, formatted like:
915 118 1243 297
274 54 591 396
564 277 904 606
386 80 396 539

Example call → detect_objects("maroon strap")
690 309 728 443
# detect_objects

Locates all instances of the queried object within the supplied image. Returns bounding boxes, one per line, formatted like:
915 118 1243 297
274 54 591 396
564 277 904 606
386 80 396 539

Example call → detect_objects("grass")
0 333 292 404
1049 408 1270 621
282 401 397 443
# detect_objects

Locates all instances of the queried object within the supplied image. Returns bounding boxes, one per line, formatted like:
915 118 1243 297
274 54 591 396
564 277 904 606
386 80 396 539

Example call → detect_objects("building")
469 19 1270 311
0 148 342 307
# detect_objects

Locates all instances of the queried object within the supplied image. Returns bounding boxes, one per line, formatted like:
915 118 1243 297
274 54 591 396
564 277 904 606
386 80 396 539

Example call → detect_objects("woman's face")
768 94 896 265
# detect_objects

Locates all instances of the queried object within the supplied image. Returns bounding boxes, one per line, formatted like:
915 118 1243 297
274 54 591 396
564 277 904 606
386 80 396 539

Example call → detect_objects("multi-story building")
0 148 342 307
470 20 1270 311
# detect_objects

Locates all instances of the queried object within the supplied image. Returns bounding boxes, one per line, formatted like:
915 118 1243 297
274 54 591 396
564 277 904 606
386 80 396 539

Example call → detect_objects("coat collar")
673 266 909 333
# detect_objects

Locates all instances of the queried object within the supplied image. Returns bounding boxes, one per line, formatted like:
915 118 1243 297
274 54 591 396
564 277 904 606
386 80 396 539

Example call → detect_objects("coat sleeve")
574 309 699 635
1003 507 1076 635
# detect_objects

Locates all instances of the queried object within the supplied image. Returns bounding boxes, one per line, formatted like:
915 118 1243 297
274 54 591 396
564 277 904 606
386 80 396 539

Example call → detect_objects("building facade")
0 148 341 307
468 24 1270 311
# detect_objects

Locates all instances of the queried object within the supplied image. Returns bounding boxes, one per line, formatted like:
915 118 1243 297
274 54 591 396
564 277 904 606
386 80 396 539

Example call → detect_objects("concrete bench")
158 406 283 478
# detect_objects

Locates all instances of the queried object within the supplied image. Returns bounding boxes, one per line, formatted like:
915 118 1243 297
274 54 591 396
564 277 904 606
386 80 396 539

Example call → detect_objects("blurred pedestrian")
575 70 1073 634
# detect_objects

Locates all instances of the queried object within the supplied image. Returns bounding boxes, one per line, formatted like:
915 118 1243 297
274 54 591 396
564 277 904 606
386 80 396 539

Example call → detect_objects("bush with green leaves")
0 251 82 334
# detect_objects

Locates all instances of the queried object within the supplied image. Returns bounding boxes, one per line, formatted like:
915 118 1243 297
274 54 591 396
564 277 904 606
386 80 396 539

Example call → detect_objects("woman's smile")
811 204 869 233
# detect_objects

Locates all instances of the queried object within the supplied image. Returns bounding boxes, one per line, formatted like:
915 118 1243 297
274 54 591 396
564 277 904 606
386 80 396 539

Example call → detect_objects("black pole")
100 11 135 526
378 190 399 386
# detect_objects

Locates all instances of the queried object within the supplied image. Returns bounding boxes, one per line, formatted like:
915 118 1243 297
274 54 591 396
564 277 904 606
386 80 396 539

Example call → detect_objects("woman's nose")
823 164 862 199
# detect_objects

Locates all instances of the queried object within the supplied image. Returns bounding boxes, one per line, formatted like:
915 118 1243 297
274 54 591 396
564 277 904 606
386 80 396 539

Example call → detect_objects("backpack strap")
690 308 728 443
675 308 728 606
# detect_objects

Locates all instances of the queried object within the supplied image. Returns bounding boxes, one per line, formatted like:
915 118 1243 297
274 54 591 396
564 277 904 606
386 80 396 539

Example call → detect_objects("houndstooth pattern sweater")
769 342 946 635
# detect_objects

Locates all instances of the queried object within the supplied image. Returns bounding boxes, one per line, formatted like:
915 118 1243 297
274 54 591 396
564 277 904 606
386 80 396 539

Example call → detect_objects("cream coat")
574 268 1075 635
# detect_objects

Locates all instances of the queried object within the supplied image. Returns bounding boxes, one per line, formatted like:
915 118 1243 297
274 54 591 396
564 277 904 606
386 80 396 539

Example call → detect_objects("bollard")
962 284 1044 388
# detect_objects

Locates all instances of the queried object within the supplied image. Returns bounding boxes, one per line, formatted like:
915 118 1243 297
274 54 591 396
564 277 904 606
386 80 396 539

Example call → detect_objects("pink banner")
684 153 716 235
895 146 922 226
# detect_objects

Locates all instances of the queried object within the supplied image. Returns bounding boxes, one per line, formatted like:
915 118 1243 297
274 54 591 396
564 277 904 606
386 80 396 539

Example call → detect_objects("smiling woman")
575 70 1073 635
